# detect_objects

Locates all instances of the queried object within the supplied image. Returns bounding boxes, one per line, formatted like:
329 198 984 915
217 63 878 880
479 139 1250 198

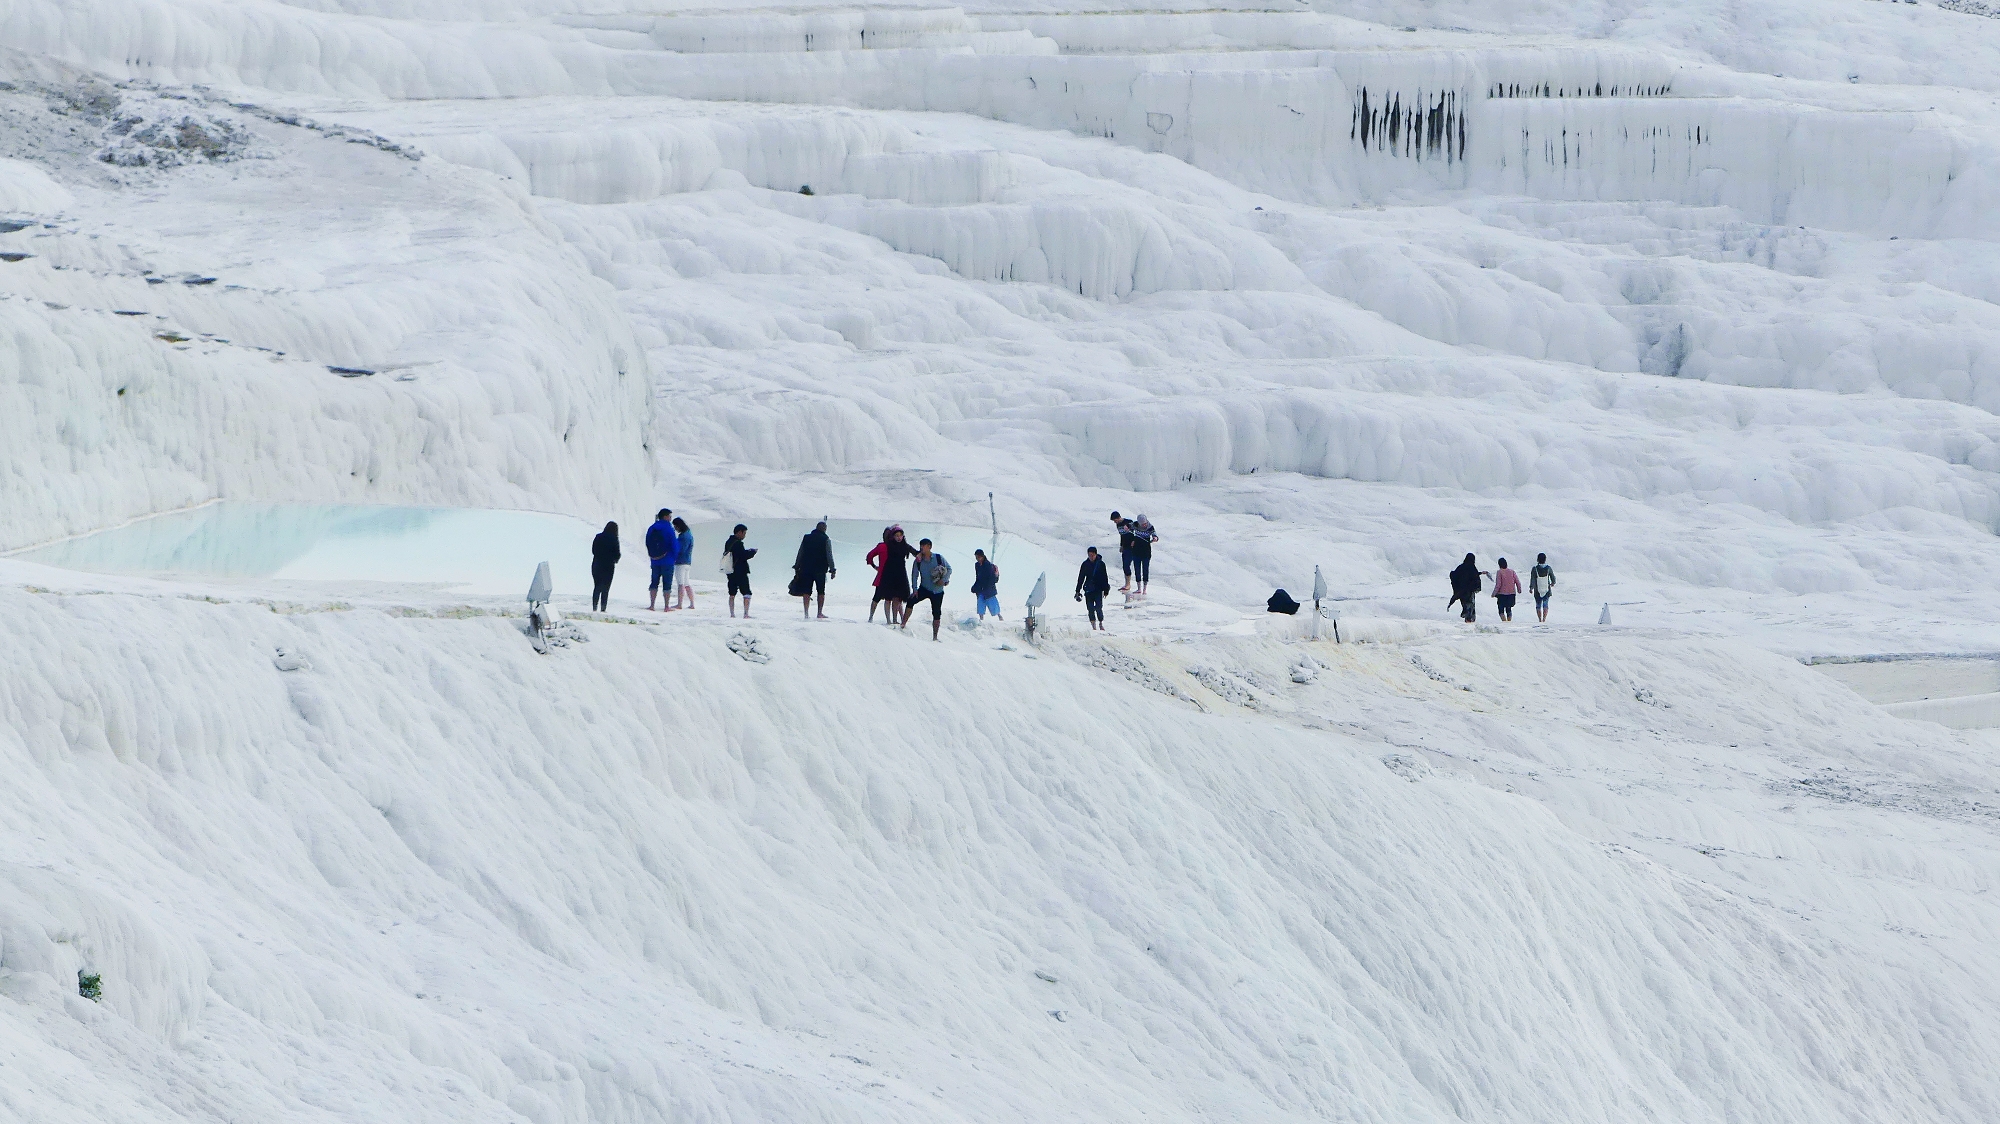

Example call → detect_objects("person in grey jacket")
903 538 952 641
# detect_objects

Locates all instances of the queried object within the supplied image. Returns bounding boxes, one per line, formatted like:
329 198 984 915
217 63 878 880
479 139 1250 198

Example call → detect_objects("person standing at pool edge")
1076 546 1111 631
972 548 1001 620
877 526 917 626
645 508 674 611
672 517 695 609
1530 553 1556 623
1493 557 1521 622
792 520 836 620
724 524 756 618
590 521 620 612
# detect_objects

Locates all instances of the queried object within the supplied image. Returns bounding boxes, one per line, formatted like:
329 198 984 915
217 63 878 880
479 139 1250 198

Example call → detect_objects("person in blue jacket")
645 508 675 611
971 548 1001 620
672 516 695 610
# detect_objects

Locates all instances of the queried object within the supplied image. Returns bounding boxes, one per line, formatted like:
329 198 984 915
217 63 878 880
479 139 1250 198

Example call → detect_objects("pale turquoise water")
12 505 1064 607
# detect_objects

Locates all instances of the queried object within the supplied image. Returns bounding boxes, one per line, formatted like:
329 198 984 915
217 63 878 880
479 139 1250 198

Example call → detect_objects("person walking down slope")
904 538 952 641
1530 552 1557 624
590 521 620 613
1127 514 1157 597
1448 553 1488 624
672 517 695 610
1493 557 1521 623
645 508 675 612
723 523 757 618
791 520 837 620
1076 546 1112 631
1112 511 1136 593
971 549 1001 620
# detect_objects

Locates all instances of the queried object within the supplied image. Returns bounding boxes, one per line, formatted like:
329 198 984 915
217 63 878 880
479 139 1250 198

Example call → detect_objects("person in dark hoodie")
1448 552 1489 623
1075 546 1111 631
644 508 675 611
724 523 757 618
590 521 620 612
790 520 837 620
971 548 1001 620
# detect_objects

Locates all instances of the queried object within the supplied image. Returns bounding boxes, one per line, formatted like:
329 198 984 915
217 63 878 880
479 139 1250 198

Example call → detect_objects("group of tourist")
586 514 1019 639
589 508 698 614
584 510 1163 638
1448 552 1557 624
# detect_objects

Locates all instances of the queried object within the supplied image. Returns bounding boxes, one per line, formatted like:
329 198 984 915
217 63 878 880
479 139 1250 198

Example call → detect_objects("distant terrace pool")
10 504 1065 607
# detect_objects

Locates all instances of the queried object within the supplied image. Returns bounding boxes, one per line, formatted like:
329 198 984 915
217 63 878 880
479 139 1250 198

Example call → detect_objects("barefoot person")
971 549 1001 620
645 508 675 611
723 524 756 618
1112 511 1135 592
1529 552 1557 623
866 527 892 623
1128 514 1156 596
791 520 836 619
903 538 951 641
876 526 917 626
590 521 620 612
672 517 695 610
1492 557 1521 622
1075 546 1111 631
1448 553 1487 623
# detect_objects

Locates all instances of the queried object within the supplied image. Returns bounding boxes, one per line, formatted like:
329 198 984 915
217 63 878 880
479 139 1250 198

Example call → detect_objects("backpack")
930 556 951 588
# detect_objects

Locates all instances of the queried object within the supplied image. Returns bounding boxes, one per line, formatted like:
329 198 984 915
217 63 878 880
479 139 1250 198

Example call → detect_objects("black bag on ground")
1267 589 1300 615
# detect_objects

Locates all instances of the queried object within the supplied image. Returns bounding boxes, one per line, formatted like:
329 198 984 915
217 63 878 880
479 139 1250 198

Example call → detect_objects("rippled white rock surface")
4 0 2000 1120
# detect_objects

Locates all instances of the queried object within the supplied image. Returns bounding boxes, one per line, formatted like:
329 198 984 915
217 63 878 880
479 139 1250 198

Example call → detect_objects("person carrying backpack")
904 538 951 640
971 548 1001 620
590 521 620 612
1529 553 1557 623
790 520 837 620
1075 546 1111 631
644 508 675 611
723 524 756 618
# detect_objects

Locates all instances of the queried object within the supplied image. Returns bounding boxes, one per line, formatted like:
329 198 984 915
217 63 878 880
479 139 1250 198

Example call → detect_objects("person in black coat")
1075 546 1112 631
790 520 838 620
590 521 620 612
1448 552 1488 623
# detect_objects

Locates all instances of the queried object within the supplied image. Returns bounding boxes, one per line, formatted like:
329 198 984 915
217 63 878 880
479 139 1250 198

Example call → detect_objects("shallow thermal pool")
8 504 1067 608
1812 656 2000 729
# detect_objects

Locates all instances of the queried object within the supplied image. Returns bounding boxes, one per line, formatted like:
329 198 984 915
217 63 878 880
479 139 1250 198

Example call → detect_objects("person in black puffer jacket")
590 522 620 612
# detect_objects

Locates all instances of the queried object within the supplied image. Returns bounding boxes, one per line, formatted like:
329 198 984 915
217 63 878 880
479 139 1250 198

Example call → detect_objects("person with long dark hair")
876 526 917 625
590 521 619 612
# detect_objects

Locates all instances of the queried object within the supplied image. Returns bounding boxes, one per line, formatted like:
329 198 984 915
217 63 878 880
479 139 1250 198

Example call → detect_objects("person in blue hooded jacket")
645 508 675 611
672 516 695 610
